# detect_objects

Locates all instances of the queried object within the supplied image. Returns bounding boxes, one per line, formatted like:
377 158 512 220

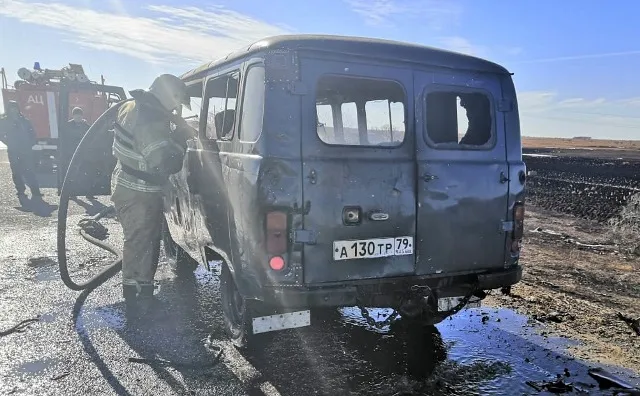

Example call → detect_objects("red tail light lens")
266 211 288 255
512 202 525 252
269 256 285 271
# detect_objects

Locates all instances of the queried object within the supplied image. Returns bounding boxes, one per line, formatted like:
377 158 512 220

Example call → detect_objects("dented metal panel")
299 58 417 284
413 70 510 275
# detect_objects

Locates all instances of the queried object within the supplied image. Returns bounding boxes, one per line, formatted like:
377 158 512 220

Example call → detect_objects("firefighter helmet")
148 74 190 112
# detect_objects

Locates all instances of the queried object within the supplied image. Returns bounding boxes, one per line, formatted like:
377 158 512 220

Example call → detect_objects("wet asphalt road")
0 150 639 396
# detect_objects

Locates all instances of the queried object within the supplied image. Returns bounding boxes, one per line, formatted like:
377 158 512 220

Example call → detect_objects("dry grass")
523 136 640 150
609 193 640 255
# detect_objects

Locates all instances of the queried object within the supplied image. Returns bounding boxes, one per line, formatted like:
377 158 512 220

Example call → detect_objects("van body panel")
501 75 526 267
299 57 417 284
413 71 509 275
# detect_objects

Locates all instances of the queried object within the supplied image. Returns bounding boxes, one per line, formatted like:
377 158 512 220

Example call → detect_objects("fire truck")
1 63 126 166
1 63 126 192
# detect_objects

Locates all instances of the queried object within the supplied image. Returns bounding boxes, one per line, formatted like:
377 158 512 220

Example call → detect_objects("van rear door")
299 58 416 284
414 71 509 275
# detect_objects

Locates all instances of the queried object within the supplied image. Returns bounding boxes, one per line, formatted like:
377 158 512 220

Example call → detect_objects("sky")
1 0 640 140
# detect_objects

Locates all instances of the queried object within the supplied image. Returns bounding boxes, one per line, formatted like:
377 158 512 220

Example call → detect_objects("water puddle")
76 305 126 332
334 305 639 394
26 256 58 281
15 357 62 377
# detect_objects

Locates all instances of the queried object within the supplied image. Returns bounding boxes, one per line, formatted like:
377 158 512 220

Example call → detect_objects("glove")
171 115 197 140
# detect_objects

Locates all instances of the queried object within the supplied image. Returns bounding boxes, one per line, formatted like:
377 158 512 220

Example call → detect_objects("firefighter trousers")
112 184 164 290
8 150 41 197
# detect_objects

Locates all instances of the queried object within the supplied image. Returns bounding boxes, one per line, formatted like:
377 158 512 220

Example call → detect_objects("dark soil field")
523 151 640 222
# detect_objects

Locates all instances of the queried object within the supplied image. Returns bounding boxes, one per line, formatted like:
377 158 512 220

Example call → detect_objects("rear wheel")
162 218 198 275
220 264 253 348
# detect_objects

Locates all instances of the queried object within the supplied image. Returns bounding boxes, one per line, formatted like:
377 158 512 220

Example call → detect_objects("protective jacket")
111 90 189 193
0 114 37 154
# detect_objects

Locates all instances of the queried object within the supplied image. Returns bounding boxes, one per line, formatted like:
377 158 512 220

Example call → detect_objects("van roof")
180 34 510 81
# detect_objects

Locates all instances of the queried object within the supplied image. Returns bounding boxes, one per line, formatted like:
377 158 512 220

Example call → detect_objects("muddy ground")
0 150 639 395
485 207 640 374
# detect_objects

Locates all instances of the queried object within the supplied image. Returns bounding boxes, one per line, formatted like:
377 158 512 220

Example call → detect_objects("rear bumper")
261 265 522 309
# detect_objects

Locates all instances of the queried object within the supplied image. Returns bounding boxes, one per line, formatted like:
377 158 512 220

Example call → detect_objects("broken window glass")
426 91 493 148
204 72 239 140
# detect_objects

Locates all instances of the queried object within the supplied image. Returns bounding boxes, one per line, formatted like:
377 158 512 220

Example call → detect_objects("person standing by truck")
0 100 42 205
59 107 95 199
111 74 195 320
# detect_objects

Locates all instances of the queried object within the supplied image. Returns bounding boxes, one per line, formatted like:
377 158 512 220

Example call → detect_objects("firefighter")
60 107 94 199
111 74 195 319
0 101 42 204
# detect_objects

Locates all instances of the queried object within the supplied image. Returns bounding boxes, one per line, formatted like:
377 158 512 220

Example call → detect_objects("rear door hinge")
292 229 317 245
287 81 307 95
498 99 513 112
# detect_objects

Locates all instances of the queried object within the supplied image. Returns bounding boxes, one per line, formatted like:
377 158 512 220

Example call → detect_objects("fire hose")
57 99 132 291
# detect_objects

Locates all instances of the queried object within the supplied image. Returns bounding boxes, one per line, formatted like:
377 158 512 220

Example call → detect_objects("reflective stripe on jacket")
111 92 187 193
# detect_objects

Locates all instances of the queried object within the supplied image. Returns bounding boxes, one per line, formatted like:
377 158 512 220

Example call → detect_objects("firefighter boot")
123 283 156 322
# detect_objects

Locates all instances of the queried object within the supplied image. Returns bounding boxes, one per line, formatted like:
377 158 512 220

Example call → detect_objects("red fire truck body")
1 64 123 166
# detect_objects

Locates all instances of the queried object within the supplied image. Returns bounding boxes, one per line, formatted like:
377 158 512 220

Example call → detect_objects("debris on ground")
616 312 640 336
50 372 70 381
588 367 640 393
0 316 40 337
532 311 567 324
78 219 109 241
531 227 619 253
526 376 574 393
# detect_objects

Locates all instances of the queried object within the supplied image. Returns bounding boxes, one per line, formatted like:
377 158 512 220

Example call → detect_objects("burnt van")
163 35 526 347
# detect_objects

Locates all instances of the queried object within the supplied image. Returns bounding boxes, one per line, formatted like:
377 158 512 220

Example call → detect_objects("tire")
161 218 198 275
219 264 253 348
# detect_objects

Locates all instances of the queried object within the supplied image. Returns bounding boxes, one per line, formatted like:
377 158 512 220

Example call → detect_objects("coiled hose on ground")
57 99 132 291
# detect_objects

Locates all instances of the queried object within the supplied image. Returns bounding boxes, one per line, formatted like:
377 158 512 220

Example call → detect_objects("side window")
239 65 265 143
204 72 239 140
316 104 334 142
425 91 493 148
181 82 203 132
315 75 406 147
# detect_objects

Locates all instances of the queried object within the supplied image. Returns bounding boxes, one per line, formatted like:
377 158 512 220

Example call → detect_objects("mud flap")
251 310 311 334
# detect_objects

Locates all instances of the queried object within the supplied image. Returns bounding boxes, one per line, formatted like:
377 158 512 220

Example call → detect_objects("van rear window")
425 91 493 148
316 75 405 147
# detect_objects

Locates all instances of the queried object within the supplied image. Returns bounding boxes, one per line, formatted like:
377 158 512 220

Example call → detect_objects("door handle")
422 173 438 182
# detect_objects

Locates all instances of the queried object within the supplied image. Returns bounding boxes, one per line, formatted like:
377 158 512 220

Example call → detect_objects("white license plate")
438 296 482 312
252 310 311 334
333 236 414 261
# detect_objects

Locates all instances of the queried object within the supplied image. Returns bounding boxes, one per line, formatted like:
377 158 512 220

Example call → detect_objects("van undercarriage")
259 265 522 311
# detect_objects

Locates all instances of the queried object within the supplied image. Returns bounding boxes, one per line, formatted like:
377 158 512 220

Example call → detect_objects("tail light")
266 210 288 258
512 202 525 253
269 256 285 271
